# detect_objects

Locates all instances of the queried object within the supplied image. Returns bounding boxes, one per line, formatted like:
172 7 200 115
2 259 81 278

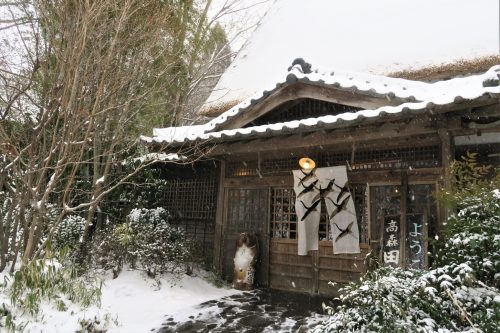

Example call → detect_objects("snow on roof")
202 0 499 111
133 153 185 162
123 152 185 165
141 65 500 146
152 125 208 143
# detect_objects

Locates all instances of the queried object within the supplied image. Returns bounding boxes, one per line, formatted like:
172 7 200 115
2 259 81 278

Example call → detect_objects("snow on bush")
0 256 102 331
435 189 500 287
54 215 86 250
314 266 499 332
314 180 499 332
126 207 190 276
94 207 190 278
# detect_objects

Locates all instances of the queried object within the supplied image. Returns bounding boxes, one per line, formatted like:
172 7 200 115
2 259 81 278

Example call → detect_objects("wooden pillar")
400 171 408 267
438 128 454 225
213 160 226 274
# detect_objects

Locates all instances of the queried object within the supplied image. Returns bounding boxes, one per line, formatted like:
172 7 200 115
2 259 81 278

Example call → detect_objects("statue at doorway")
232 232 259 290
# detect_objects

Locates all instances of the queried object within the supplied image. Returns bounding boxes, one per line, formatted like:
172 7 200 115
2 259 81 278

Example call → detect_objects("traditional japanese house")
142 61 500 295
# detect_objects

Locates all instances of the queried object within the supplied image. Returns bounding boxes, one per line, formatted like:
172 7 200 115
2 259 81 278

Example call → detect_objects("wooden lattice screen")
224 188 269 286
270 188 297 239
163 178 217 219
270 184 369 244
161 177 218 256
226 145 441 178
246 98 361 127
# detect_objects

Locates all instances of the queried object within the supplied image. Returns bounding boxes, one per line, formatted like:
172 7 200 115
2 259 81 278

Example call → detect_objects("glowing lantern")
299 157 316 170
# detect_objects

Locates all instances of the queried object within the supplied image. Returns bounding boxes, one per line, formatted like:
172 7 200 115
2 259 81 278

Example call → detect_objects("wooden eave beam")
145 96 498 156
220 82 404 130
209 114 450 156
217 135 441 164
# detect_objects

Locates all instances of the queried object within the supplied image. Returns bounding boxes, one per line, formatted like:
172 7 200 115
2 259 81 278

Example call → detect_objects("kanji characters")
384 250 400 264
386 234 399 247
386 220 398 232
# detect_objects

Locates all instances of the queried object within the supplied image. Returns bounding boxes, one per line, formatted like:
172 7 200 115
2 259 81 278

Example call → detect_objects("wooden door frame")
221 186 271 286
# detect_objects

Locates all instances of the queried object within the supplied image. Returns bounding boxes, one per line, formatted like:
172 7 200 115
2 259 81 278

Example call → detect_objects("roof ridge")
142 64 500 145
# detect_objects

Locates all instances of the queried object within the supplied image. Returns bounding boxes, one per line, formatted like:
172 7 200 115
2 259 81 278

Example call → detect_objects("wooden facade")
213 140 445 294
208 100 499 295
149 71 500 295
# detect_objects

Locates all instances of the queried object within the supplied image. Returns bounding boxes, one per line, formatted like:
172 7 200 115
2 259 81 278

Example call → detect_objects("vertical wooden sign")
380 214 402 267
405 213 427 269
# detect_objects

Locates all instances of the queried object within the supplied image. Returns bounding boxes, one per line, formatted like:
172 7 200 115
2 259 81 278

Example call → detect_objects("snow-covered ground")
1 269 240 333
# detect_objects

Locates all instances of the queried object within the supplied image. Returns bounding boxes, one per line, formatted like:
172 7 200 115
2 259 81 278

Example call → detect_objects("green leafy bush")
126 208 190 276
0 302 22 332
435 189 500 288
94 207 190 278
5 253 102 318
54 215 86 250
101 164 170 223
315 262 499 332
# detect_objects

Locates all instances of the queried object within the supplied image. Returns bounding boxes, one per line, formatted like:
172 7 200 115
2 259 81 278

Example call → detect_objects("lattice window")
162 178 217 220
226 160 259 177
247 98 361 126
226 188 268 233
270 188 297 239
226 145 441 178
159 176 218 256
271 184 369 243
352 145 441 170
261 158 297 174
319 152 352 167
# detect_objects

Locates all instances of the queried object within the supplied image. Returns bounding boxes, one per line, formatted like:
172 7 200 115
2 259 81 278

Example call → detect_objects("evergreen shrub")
54 215 86 250
94 207 190 278
314 156 500 332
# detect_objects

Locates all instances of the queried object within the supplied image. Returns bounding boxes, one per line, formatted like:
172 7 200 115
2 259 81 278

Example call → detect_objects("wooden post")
400 172 408 267
213 160 226 274
438 128 453 225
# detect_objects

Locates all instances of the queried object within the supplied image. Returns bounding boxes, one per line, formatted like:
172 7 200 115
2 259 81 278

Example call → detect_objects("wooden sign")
380 214 402 267
405 213 427 269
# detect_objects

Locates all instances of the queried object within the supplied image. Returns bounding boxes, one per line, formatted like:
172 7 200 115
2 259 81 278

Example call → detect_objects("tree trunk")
22 211 43 261
9 199 20 273
0 203 12 272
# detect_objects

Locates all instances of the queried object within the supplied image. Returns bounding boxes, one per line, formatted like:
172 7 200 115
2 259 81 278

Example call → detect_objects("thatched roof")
388 55 500 82
199 56 500 118
198 0 499 118
197 100 241 118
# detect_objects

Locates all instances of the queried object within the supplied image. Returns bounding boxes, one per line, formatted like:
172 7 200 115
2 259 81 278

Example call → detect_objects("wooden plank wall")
270 239 369 295
318 243 369 295
270 239 315 293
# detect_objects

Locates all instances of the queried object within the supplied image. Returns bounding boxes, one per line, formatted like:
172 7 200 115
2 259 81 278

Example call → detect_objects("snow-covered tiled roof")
141 64 500 147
